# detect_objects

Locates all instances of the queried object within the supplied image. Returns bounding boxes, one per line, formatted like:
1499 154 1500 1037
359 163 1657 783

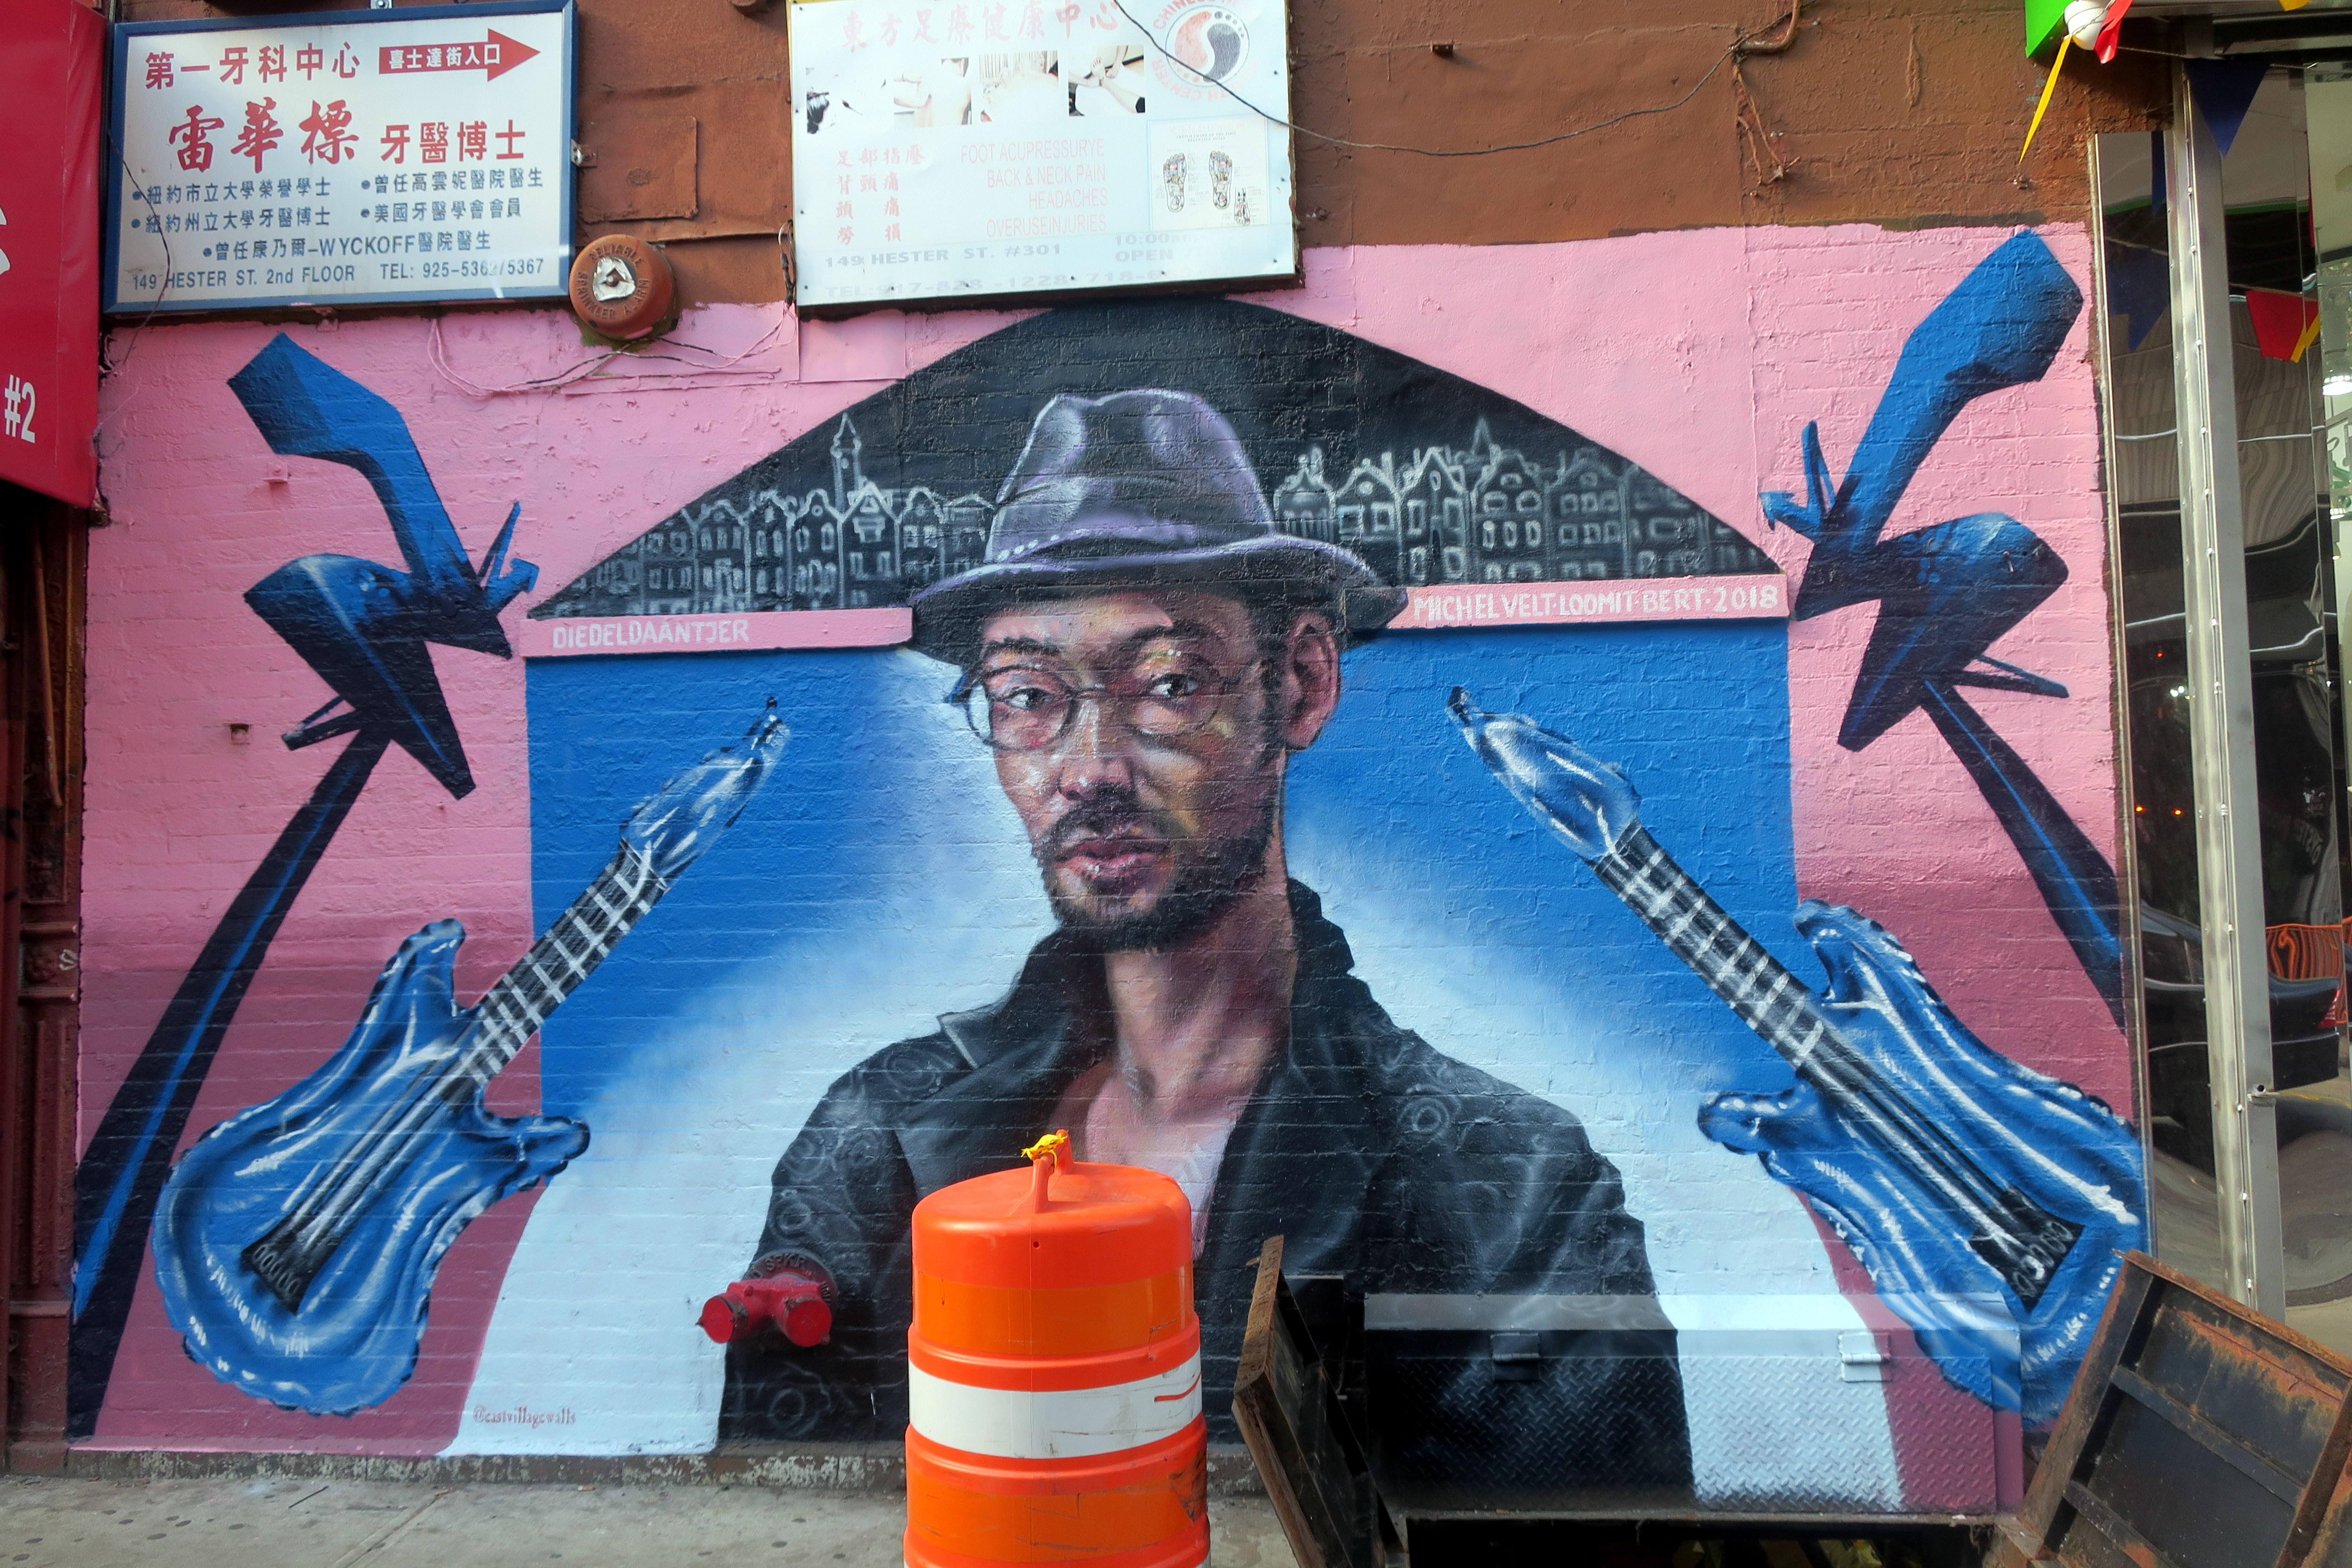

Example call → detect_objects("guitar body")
152 920 588 1416
1450 690 2146 1429
1698 901 2144 1425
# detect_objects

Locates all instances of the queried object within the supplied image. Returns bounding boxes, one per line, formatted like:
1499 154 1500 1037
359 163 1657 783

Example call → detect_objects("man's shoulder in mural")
1250 880 1658 1298
720 377 1689 1479
720 879 1677 1459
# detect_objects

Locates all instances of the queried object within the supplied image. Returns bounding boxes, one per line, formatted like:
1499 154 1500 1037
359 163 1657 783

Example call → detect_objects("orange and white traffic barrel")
905 1130 1207 1568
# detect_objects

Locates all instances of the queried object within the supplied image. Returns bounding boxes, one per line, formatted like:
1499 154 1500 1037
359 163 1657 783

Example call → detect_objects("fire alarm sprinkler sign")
104 0 575 315
786 0 1295 310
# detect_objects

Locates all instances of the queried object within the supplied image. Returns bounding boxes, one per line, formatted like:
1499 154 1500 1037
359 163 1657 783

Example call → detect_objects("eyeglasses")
948 658 1261 752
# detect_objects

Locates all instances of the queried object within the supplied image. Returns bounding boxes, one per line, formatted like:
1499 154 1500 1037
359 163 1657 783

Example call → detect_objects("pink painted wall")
81 229 2123 1489
84 300 1007 1449
1257 230 2117 1104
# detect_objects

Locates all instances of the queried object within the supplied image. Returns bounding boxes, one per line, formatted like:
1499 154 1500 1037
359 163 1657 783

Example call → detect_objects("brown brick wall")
118 0 2170 305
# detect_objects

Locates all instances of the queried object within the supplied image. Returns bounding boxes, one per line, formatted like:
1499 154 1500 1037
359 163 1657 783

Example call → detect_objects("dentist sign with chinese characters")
104 1 575 315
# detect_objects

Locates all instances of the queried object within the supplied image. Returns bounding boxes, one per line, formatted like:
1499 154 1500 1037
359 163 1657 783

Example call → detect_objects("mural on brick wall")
74 225 2139 1513
531 296 1776 624
147 698 788 1418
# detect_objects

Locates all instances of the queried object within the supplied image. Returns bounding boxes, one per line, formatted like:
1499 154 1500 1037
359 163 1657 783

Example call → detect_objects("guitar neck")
1588 821 2092 1311
462 845 670 1083
1592 826 1850 1086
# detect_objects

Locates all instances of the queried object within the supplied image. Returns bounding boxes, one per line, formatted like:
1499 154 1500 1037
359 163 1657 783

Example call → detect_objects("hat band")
989 511 1266 566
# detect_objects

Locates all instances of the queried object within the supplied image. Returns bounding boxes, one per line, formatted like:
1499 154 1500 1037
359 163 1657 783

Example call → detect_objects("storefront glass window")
2097 70 2352 1343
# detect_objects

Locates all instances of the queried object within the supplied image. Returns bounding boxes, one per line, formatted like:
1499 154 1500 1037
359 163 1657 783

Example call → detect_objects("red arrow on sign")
377 31 543 83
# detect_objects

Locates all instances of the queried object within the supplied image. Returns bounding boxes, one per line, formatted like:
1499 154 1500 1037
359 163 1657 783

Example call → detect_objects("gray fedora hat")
909 389 1405 665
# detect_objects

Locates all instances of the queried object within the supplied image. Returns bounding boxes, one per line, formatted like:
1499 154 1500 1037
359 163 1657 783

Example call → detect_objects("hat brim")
908 535 1406 665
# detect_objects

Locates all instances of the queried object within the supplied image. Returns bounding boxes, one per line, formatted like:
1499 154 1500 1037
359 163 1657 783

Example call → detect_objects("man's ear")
1278 610 1342 752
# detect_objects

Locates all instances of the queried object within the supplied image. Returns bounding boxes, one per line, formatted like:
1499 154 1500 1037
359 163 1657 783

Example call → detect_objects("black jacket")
721 882 1690 1491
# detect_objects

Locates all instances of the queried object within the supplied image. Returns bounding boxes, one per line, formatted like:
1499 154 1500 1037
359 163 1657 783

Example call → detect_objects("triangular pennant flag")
2245 288 2321 361
2184 57 2268 158
2106 240 2170 351
2021 37 2073 163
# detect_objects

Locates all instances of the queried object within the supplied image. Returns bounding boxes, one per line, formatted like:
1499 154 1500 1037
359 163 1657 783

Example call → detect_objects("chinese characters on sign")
786 0 1294 309
107 2 573 313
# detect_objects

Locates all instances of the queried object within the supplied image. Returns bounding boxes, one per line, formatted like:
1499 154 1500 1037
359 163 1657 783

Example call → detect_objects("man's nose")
1051 693 1136 797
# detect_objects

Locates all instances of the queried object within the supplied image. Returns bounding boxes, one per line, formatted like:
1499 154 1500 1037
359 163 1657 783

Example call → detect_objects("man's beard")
1038 787 1279 952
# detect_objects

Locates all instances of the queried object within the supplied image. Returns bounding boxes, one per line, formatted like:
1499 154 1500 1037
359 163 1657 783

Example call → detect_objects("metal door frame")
2163 57 2287 1314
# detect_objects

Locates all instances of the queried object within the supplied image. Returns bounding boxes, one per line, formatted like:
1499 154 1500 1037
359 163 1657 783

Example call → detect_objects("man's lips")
1059 834 1167 863
1055 832 1170 884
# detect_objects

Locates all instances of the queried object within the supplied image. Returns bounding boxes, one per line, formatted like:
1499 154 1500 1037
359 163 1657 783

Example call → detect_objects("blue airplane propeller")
231 334 536 793
1763 232 2124 1023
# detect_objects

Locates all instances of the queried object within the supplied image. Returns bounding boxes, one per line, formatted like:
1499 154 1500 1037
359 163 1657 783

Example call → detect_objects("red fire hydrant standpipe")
698 1265 833 1348
903 1130 1209 1568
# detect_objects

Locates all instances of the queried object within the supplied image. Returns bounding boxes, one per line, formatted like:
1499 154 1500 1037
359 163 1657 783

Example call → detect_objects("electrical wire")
98 138 176 398
1104 0 1785 159
427 320 617 395
426 309 796 398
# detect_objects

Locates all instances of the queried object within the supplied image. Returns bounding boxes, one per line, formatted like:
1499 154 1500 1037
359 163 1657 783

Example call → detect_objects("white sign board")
106 1 574 315
787 0 1294 310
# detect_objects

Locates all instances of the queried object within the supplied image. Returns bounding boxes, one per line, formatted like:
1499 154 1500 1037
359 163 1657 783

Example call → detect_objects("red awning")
0 0 104 509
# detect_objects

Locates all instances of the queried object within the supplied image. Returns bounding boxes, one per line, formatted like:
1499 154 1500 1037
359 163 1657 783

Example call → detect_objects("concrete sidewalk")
0 1473 1293 1568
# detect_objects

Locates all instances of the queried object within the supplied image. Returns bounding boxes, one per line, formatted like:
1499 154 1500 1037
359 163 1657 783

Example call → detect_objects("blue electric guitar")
151 706 789 1416
1448 689 2144 1424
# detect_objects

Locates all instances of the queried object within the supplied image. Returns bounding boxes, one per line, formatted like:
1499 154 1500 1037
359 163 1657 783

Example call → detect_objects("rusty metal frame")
1232 1236 1401 1568
2008 1252 2352 1568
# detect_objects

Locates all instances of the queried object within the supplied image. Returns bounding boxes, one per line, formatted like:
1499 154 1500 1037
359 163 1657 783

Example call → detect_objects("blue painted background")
465 615 1911 1485
523 620 1805 1129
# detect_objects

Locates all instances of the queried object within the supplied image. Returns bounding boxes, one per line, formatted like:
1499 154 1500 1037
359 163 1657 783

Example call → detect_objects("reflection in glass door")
2292 65 2352 1351
2095 67 2352 1346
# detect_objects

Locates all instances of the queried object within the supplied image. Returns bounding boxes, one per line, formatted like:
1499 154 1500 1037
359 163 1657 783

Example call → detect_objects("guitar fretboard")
238 842 672 1312
1588 821 2085 1309
1591 826 1854 1086
457 845 669 1085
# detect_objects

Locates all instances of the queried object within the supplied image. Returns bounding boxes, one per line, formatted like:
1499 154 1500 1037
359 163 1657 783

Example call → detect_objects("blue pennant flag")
2106 241 2170 352
2184 58 2268 159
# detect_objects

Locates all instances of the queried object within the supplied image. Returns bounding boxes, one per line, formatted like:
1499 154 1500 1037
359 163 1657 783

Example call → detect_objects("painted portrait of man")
67 204 2148 1517
720 387 1693 1486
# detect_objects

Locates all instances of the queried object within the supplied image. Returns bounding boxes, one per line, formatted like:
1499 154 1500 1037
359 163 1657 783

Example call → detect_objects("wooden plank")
2006 1252 2352 1568
2017 1252 2159 1542
2060 1478 2185 1568
2296 1458 2352 1568
1232 1237 1313 1562
2281 1388 2352 1568
2111 1364 2309 1505
1989 1514 2052 1567
1231 1235 1394 1568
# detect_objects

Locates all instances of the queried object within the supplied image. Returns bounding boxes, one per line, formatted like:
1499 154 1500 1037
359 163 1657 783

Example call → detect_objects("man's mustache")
1040 796 1182 860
